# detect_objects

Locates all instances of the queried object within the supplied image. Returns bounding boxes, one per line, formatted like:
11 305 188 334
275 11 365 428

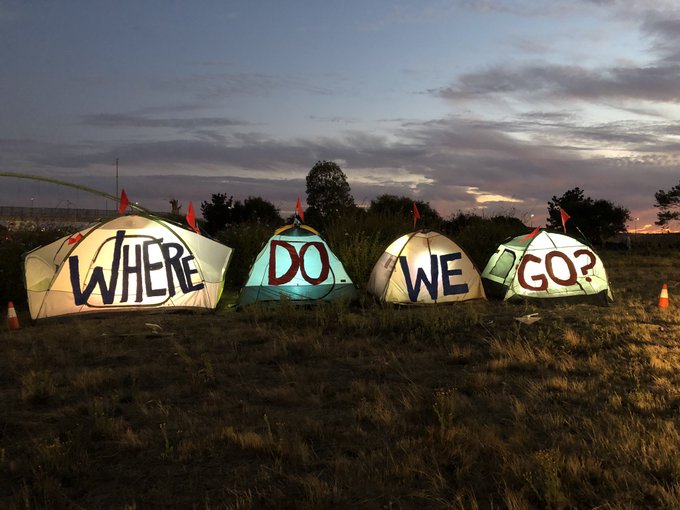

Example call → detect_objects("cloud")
641 15 680 63
434 63 680 104
3 97 678 226
81 113 248 129
466 187 523 204
157 72 339 102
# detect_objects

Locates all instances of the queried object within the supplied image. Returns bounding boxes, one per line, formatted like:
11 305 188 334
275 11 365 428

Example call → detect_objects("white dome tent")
481 229 612 303
24 214 233 319
367 230 486 304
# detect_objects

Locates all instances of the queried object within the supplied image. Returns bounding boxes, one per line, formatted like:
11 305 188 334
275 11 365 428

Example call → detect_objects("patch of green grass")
0 253 679 508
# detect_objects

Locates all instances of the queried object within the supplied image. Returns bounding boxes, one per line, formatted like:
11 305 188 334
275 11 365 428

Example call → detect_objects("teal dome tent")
238 224 358 306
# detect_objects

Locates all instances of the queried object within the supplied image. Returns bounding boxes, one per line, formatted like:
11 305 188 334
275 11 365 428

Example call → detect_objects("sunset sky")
2 0 680 231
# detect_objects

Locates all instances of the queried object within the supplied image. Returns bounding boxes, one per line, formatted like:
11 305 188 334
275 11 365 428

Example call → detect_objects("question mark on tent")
574 249 596 282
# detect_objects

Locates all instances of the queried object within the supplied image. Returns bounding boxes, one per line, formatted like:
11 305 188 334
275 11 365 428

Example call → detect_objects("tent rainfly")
238 224 358 305
481 229 612 303
24 214 233 319
367 230 486 304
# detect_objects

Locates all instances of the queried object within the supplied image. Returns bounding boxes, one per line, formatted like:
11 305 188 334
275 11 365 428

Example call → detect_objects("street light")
634 217 639 235
530 213 535 227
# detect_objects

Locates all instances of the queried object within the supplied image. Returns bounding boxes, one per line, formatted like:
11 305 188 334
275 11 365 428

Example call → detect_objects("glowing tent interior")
24 214 233 319
481 229 613 303
238 223 357 305
367 230 486 304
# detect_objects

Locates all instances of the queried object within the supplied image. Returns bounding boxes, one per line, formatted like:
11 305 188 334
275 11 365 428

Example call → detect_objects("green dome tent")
238 223 358 306
367 230 486 304
24 214 233 319
481 229 612 303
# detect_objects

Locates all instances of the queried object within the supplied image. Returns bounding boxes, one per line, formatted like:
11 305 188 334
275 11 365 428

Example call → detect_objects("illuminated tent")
24 214 233 319
481 230 612 303
238 224 357 305
367 230 485 304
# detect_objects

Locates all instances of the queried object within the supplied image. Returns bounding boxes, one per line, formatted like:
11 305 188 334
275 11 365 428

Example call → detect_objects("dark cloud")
157 72 338 103
3 104 678 226
640 15 680 63
81 113 248 129
434 63 680 103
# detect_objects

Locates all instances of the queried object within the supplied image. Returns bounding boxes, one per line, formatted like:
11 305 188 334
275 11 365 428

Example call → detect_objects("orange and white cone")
658 284 669 308
7 302 20 330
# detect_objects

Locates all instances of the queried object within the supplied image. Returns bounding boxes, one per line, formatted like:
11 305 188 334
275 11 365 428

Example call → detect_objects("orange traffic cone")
7 302 20 330
658 284 669 308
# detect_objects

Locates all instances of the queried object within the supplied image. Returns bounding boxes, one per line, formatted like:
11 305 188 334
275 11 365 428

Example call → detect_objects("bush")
322 209 411 289
217 222 274 287
444 212 527 269
0 226 72 307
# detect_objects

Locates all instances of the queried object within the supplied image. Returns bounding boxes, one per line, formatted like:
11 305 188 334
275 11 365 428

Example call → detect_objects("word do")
268 240 330 285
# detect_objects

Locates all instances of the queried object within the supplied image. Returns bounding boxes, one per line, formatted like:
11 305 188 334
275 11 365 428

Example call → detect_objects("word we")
69 230 203 305
399 253 469 302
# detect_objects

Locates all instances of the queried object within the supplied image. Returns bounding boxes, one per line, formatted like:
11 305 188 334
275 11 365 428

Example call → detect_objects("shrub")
0 226 72 307
444 212 527 269
217 222 274 287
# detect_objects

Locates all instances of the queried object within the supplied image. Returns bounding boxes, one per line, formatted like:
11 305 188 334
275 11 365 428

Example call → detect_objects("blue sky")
2 0 680 231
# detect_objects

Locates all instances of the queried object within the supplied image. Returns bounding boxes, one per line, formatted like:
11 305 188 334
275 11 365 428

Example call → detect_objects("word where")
69 230 203 306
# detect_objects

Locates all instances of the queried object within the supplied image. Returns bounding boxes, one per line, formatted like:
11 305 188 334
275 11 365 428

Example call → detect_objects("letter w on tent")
69 230 124 305
400 254 438 301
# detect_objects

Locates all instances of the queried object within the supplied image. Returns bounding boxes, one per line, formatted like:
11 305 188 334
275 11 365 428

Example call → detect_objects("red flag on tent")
560 207 570 233
520 227 540 242
186 201 200 234
118 189 129 214
413 202 421 229
295 196 305 222
67 233 83 245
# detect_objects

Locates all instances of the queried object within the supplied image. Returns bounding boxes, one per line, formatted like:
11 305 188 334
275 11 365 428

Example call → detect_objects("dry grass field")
1 252 678 509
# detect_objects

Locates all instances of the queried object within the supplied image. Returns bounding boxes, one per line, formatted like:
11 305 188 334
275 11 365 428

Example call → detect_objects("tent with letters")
481 229 612 303
367 230 486 304
238 223 358 305
24 214 233 319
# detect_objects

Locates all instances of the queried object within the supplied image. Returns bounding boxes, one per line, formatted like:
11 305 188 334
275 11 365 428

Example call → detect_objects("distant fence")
631 233 680 250
606 233 680 251
0 205 112 224
0 206 174 229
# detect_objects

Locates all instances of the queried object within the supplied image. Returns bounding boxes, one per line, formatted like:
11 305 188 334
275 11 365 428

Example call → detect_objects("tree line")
199 160 680 243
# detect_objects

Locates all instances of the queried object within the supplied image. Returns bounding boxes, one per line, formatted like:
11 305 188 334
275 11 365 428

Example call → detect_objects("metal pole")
116 158 119 208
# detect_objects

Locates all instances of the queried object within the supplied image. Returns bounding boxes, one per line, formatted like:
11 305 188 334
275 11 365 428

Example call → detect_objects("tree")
368 194 442 227
231 196 282 226
201 194 283 235
169 198 182 216
305 160 355 223
200 193 233 235
654 181 680 227
546 187 630 245
445 211 525 235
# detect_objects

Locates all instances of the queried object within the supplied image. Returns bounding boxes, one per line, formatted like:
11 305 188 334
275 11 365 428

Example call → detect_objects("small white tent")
24 214 233 319
367 230 486 304
481 229 612 303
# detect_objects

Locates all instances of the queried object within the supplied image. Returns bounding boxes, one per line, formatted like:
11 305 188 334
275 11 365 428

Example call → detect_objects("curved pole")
0 172 151 214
